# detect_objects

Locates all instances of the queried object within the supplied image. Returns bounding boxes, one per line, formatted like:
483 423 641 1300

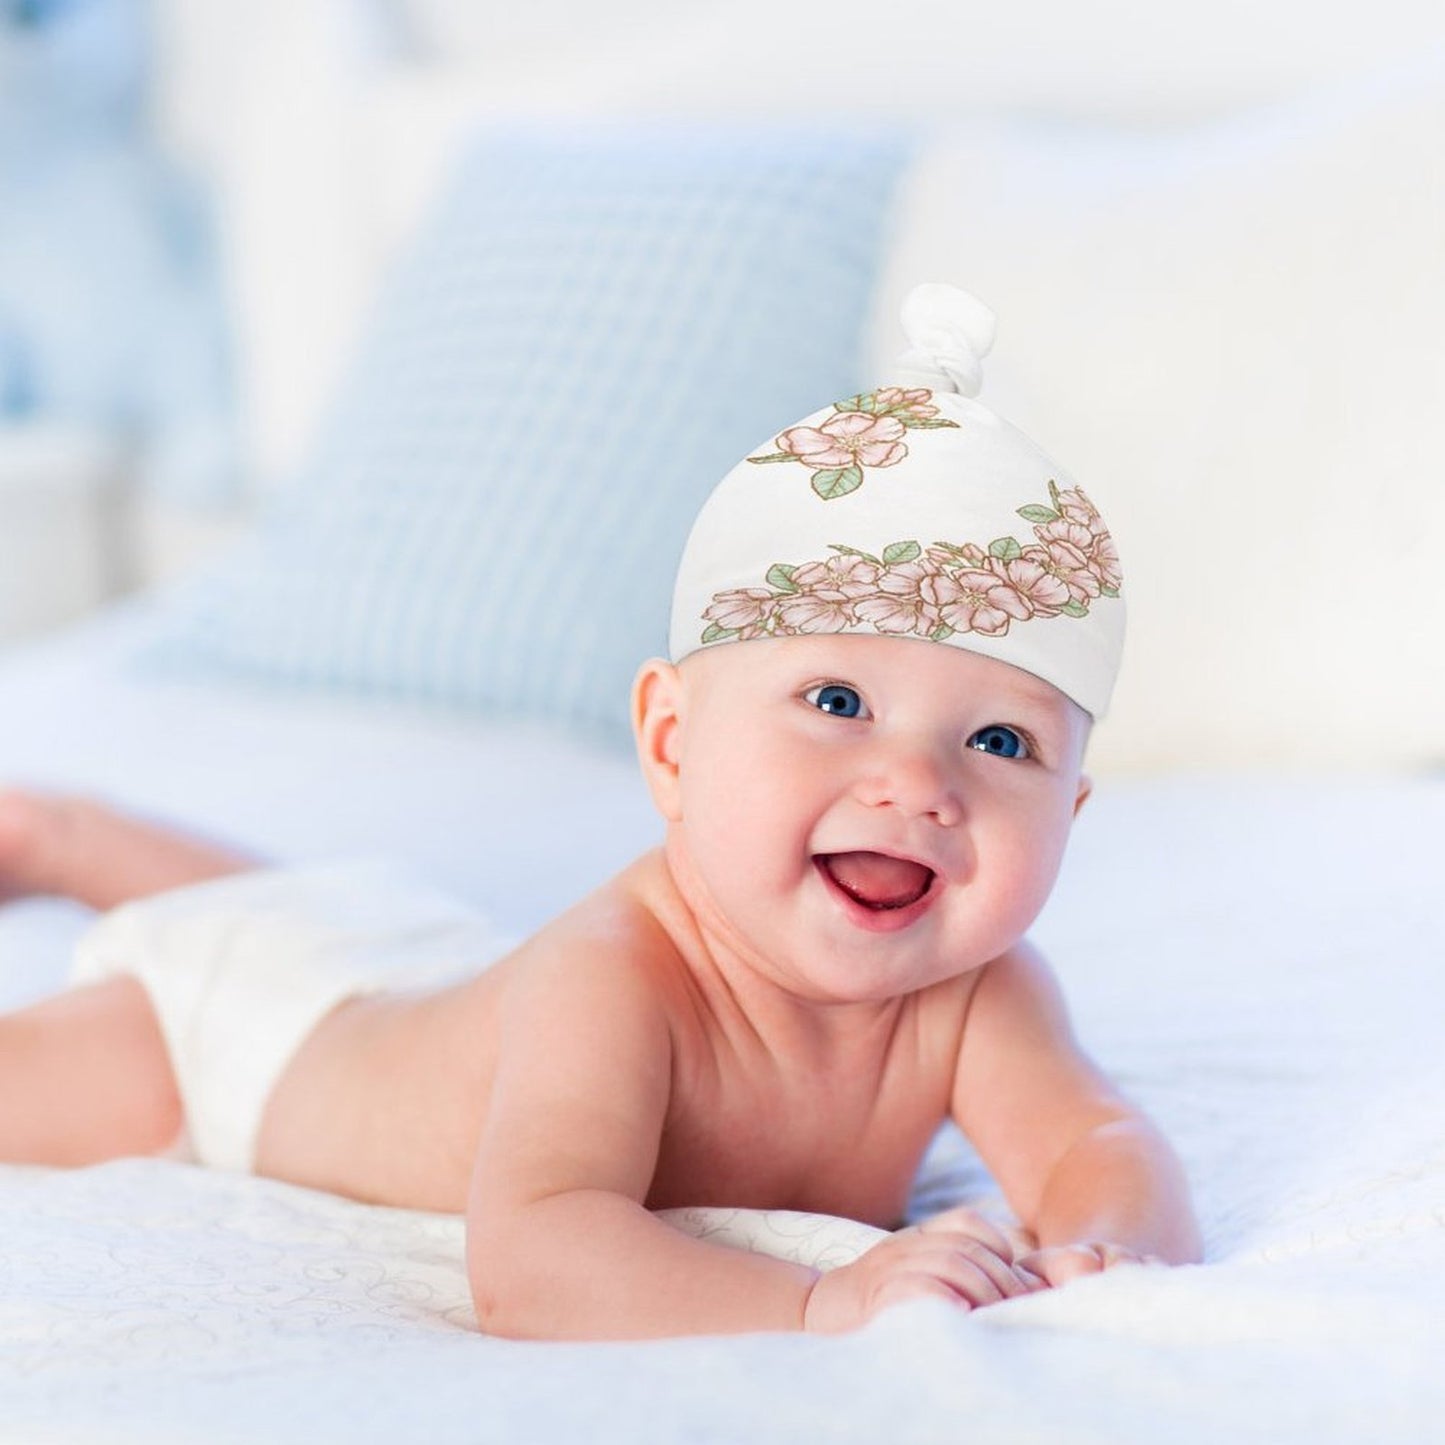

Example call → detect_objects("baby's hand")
802 1205 1045 1334
1015 1241 1163 1289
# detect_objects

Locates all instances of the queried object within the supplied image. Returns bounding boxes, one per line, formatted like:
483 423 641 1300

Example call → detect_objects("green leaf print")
811 465 864 500
1017 505 1060 523
929 624 956 642
701 623 739 644
882 540 922 565
829 544 883 565
900 416 959 429
747 452 798 465
1060 600 1089 618
988 536 1023 562
765 563 800 593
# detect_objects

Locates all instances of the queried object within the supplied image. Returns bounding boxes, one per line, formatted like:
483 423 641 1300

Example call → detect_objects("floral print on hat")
700 481 1120 646
747 386 959 500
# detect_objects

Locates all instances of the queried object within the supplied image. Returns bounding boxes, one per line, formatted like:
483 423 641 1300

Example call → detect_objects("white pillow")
874 65 1445 773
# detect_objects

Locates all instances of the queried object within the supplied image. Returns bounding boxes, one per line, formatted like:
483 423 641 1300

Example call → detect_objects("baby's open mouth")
815 852 935 911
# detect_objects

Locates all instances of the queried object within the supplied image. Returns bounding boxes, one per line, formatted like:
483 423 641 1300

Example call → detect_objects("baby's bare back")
254 854 973 1224
254 961 513 1210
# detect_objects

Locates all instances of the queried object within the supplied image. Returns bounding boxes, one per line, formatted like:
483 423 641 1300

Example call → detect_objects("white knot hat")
668 283 1125 718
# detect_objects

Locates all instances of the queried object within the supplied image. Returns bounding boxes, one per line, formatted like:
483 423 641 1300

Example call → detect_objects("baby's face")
658 634 1091 1004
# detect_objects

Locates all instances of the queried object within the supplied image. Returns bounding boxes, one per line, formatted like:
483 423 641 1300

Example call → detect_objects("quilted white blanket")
0 613 1441 1442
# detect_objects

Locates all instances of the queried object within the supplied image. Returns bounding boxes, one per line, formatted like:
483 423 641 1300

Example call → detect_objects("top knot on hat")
893 283 997 397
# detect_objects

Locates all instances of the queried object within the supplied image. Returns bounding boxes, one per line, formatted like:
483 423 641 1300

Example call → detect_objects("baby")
0 285 1200 1339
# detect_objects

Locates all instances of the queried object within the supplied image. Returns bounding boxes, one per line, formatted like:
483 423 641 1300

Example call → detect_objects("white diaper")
70 862 516 1173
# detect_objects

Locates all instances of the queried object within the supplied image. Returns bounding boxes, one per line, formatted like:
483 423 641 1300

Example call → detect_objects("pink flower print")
1088 530 1122 592
1022 540 1101 609
703 588 777 637
789 555 882 597
1034 517 1096 556
698 484 1119 650
854 558 944 635
1055 486 1101 529
928 541 988 569
776 590 856 634
1036 515 1121 593
922 569 1030 638
751 389 958 499
776 555 880 635
777 411 908 471
989 556 1070 618
870 386 940 421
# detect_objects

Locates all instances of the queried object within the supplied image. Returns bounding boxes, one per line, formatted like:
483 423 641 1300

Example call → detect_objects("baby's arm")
951 941 1202 1286
466 936 1035 1339
466 941 817 1338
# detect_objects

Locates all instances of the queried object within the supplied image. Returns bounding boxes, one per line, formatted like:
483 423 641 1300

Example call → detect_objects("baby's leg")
0 974 182 1164
0 790 255 911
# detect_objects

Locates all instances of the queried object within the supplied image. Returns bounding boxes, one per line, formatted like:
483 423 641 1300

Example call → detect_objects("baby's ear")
1073 774 1093 817
631 659 685 821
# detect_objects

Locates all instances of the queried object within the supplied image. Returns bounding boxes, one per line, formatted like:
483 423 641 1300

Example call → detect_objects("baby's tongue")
821 851 932 909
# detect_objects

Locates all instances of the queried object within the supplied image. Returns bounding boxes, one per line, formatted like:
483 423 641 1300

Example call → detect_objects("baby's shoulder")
954 939 1072 1048
502 851 691 1001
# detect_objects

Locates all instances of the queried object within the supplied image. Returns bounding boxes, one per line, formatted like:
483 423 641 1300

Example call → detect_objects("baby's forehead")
682 634 1079 714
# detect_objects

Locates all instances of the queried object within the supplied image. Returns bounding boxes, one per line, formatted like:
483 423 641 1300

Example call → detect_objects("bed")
1 606 1441 1440
3 3 1444 1438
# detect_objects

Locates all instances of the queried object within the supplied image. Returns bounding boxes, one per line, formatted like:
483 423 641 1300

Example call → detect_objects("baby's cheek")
679 780 784 898
990 835 1067 934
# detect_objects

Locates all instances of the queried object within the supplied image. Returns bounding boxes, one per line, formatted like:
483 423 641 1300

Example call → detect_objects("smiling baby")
0 285 1200 1339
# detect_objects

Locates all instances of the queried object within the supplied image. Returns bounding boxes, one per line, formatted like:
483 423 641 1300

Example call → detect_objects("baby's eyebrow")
986 692 1081 743
997 674 1078 714
968 681 1057 715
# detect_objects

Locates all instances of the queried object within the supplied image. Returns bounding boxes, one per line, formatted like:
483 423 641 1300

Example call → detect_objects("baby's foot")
0 790 71 903
0 789 253 911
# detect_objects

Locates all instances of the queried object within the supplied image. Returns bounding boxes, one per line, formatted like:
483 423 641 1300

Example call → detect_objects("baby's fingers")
872 1270 976 1316
1002 1222 1039 1258
913 1205 1015 1260
1018 1242 1156 1289
1094 1243 1164 1270
905 1237 1036 1305
1017 1244 1104 1288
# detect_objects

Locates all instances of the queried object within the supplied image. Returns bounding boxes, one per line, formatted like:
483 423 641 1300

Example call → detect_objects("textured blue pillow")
150 124 908 743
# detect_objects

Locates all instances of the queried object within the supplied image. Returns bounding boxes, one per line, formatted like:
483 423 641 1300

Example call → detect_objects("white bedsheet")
1 610 1442 1442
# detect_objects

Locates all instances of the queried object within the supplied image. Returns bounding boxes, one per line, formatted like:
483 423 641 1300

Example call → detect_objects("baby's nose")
854 743 964 826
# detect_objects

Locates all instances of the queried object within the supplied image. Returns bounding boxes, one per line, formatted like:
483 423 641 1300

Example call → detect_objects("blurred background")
2 0 1443 773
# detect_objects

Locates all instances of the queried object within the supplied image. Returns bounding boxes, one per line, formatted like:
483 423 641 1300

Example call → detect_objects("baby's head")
631 285 1125 990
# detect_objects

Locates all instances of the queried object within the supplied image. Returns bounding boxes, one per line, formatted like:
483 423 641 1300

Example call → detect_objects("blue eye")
806 683 868 718
969 725 1029 759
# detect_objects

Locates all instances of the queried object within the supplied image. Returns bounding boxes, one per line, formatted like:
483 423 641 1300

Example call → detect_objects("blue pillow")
149 124 908 744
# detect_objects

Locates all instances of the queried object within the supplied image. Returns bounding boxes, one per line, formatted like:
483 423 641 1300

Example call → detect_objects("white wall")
142 0 1445 507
